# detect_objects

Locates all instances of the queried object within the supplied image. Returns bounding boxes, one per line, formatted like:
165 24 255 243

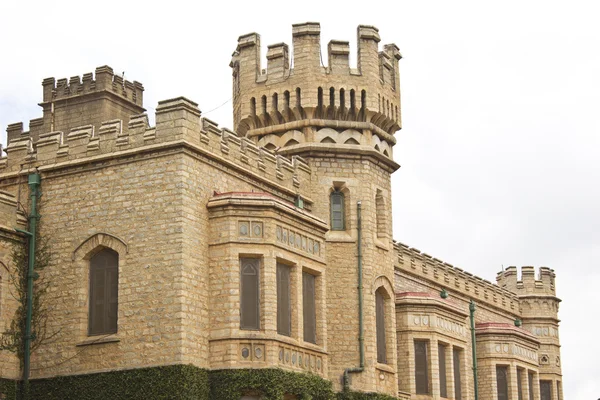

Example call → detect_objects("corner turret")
496 266 556 296
496 266 562 390
231 23 401 165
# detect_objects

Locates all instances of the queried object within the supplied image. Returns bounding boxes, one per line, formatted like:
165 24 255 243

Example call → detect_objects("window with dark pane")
240 258 260 330
517 368 524 400
438 343 447 398
528 372 535 400
277 263 291 336
414 340 429 394
540 380 552 400
330 191 345 231
303 272 317 344
89 248 118 335
496 366 509 400
376 288 386 363
556 381 561 400
453 347 462 400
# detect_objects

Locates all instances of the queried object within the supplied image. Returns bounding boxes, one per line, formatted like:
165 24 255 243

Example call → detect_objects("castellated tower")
6 66 144 146
232 22 402 395
497 266 563 395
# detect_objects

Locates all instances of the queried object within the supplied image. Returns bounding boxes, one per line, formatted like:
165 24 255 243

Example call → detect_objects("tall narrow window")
296 88 302 108
496 366 509 400
528 372 535 400
415 340 429 394
540 380 552 400
240 258 260 330
453 347 462 400
303 272 316 344
376 190 385 238
330 191 345 231
438 343 447 398
517 368 524 400
556 381 561 400
376 288 386 363
277 263 291 336
89 248 118 335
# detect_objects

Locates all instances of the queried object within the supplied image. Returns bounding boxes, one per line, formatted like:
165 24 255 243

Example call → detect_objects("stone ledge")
76 335 120 347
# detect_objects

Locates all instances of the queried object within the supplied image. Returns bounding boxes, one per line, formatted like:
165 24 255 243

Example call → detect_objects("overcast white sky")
1 0 598 397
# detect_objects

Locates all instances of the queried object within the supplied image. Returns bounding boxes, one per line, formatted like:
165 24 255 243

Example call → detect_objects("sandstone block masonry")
0 22 562 400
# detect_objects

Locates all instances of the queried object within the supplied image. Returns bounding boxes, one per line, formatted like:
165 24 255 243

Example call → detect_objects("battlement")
231 22 402 140
7 66 145 146
41 66 144 105
0 97 311 204
394 241 520 314
496 266 557 297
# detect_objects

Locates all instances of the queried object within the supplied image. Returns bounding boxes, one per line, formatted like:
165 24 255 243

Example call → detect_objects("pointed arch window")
240 257 260 330
330 191 345 231
376 287 387 363
89 248 119 335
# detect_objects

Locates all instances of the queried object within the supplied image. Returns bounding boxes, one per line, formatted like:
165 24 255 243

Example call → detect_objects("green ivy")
5 365 209 400
337 391 399 400
210 368 335 400
0 366 400 400
0 378 18 399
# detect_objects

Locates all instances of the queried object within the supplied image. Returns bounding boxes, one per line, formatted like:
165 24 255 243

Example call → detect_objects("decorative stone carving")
276 225 321 257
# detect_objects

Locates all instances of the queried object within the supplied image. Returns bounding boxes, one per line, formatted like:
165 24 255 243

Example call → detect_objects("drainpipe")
343 201 364 391
15 172 41 399
469 300 479 400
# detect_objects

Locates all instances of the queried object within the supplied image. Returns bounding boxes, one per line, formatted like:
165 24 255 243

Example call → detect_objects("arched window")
376 287 387 363
330 191 345 231
89 248 118 335
240 257 260 330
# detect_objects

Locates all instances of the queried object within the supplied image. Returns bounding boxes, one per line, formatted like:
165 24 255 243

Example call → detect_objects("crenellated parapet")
0 97 312 203
394 242 520 315
6 66 145 146
41 66 144 106
496 266 557 297
231 22 402 154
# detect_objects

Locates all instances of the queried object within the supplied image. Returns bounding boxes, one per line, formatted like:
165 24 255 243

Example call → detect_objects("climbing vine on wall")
0 203 57 369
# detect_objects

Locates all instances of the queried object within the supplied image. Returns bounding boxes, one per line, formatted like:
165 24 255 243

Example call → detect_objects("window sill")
375 362 396 374
76 334 120 347
325 230 355 243
374 237 389 251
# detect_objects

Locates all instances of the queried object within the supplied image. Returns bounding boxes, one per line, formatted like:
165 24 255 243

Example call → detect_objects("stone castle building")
0 23 562 399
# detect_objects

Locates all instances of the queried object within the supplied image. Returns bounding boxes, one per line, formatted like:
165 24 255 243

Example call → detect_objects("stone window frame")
276 262 292 337
302 270 317 344
438 341 448 398
375 287 387 363
375 188 386 239
496 364 510 400
240 256 262 331
301 264 325 349
372 275 395 368
434 340 468 399
275 258 299 340
88 248 119 336
72 232 128 341
330 190 345 231
328 183 350 233
540 379 553 400
396 329 469 397
414 338 431 395
452 345 465 400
